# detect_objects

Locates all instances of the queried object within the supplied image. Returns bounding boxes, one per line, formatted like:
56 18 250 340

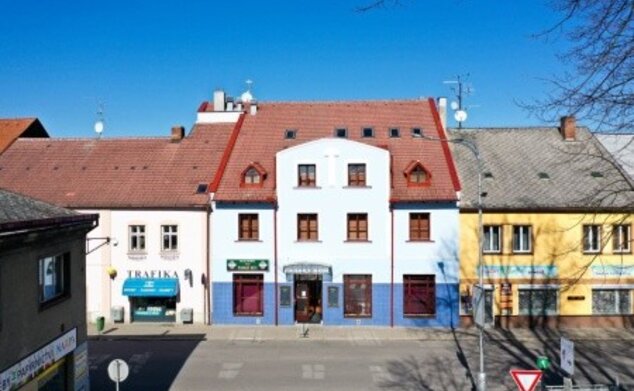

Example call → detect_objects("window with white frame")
518 288 558 315
483 225 502 253
39 253 70 305
129 225 146 251
592 289 632 314
512 225 532 253
613 224 631 253
583 225 602 253
161 225 178 251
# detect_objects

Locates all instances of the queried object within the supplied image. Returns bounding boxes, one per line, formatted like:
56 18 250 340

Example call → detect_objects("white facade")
83 209 209 324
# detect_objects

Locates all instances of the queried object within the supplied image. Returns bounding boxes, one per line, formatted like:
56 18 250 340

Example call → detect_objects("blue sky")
0 1 570 137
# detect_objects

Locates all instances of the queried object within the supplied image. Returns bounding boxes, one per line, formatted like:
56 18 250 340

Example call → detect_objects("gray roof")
595 133 634 180
0 188 79 226
449 127 634 211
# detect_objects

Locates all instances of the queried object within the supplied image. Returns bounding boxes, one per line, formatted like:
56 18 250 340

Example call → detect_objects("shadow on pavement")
88 334 206 391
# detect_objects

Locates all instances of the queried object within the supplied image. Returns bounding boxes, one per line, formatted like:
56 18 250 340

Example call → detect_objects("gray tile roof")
449 127 634 210
0 188 79 225
595 133 634 180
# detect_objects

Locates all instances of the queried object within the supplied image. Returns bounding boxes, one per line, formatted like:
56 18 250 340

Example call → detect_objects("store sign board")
227 259 269 271
560 337 574 375
481 265 557 279
591 265 634 277
0 328 77 391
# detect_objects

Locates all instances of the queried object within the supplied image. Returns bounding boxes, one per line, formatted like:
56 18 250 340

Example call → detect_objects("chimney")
213 90 226 112
437 97 447 130
171 126 185 142
249 101 258 116
560 115 576 141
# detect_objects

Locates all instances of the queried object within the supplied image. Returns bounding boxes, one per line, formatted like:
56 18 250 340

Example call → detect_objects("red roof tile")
0 118 48 152
0 124 233 208
213 99 460 203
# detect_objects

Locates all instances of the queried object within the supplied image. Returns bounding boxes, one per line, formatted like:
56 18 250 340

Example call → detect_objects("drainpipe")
274 203 279 326
390 206 395 327
205 200 212 325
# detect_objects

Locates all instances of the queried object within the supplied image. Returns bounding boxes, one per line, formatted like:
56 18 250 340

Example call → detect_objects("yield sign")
510 369 542 391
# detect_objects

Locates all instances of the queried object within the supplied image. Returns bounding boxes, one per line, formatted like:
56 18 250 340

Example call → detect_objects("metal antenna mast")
443 74 473 129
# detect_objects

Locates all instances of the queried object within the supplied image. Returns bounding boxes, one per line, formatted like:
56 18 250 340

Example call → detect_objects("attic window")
404 161 432 187
389 128 400 138
362 127 374 138
335 128 347 138
411 128 423 138
241 163 267 187
284 129 297 139
483 172 494 179
538 172 550 179
590 171 604 178
196 183 208 194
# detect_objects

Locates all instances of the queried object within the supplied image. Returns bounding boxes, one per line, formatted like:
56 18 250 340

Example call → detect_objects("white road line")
218 362 243 379
302 364 325 380
369 365 388 383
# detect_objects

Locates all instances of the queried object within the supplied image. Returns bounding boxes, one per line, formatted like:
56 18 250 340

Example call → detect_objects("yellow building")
451 118 634 327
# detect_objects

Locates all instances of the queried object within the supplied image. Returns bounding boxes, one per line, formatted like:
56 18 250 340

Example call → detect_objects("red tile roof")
212 99 460 203
0 118 49 152
0 124 234 208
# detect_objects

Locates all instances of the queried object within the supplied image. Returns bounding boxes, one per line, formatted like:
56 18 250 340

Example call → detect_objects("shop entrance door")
294 274 322 323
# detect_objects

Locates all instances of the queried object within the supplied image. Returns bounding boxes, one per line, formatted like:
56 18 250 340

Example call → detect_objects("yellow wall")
459 212 633 317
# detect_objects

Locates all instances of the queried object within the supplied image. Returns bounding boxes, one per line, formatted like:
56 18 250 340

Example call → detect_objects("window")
389 128 400 138
244 167 261 185
233 274 263 316
518 288 558 315
238 214 259 240
297 214 318 241
284 129 297 139
161 225 178 251
403 275 435 316
344 274 372 317
298 164 316 187
613 224 631 253
592 289 632 314
362 127 374 138
347 213 368 241
38 253 70 305
411 128 423 137
583 225 601 253
512 225 532 253
129 225 146 251
405 162 431 186
335 128 347 138
409 213 430 241
483 225 502 253
196 183 208 194
348 164 366 187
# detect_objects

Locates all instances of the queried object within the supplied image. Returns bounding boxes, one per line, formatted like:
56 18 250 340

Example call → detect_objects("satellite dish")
454 110 468 122
94 120 104 135
450 101 459 110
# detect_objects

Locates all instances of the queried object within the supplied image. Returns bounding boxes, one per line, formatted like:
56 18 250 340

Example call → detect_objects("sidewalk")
87 322 634 342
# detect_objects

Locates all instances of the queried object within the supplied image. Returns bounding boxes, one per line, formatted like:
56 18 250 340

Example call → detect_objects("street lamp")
421 133 486 391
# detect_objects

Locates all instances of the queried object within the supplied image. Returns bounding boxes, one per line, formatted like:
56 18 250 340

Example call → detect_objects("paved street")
88 326 634 391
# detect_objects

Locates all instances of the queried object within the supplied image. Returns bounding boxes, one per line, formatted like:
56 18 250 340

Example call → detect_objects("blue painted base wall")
212 282 459 327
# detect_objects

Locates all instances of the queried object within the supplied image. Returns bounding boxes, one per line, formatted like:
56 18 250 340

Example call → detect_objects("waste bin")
96 316 105 333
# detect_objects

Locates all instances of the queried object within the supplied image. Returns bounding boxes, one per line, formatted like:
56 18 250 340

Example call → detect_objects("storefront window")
233 274 263 316
131 297 177 322
344 274 372 317
592 289 632 314
518 288 558 315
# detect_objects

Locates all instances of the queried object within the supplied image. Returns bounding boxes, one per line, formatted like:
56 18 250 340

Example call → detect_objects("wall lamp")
86 237 118 255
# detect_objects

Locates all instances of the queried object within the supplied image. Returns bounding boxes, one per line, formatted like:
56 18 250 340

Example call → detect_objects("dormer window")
404 161 432 187
284 129 297 139
411 128 423 138
362 127 374 138
241 163 267 187
335 128 347 138
389 128 400 138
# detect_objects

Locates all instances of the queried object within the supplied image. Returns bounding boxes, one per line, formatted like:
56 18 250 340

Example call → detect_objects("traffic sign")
510 369 542 391
108 359 129 391
560 337 574 375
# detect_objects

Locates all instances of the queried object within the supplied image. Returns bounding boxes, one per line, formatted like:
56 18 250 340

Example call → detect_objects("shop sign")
480 265 557 279
0 328 77 391
591 265 634 277
227 259 269 271
127 270 179 279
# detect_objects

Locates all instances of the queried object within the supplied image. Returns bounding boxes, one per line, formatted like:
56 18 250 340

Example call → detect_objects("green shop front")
122 278 180 322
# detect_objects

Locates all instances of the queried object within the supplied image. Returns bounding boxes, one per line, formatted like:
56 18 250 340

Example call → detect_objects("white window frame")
583 224 602 253
512 225 532 253
129 225 146 252
161 225 178 251
483 225 502 253
518 285 559 316
613 224 631 253
592 288 632 315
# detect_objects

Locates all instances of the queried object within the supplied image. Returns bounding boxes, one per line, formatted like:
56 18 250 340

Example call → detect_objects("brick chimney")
171 126 185 142
560 115 576 141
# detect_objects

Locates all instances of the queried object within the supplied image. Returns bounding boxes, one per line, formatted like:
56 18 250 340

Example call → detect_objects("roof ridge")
254 98 432 105
15 136 171 142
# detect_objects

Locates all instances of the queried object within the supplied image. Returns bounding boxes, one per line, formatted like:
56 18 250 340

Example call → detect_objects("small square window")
409 213 430 241
284 129 297 139
239 214 259 240
335 128 347 138
411 128 423 138
297 214 318 241
347 213 368 241
196 183 208 193
298 164 316 187
348 164 366 186
389 128 400 138
39 253 70 305
362 127 374 138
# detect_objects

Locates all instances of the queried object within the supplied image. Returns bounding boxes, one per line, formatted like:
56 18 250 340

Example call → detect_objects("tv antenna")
443 74 473 129
94 101 105 138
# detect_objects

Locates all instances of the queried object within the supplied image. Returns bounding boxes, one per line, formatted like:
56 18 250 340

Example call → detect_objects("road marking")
128 352 152 374
88 354 112 370
350 330 382 346
302 364 325 380
218 362 243 379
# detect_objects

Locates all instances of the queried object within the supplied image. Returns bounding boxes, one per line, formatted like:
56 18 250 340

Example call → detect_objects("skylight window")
389 128 400 138
362 127 374 138
591 171 604 178
196 183 208 194
284 129 297 139
411 128 423 138
538 172 550 179
335 128 347 138
483 172 494 179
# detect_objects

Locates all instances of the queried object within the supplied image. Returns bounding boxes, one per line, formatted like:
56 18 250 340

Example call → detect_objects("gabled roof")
595 133 634 180
212 99 460 203
0 118 49 153
0 123 234 208
450 127 634 211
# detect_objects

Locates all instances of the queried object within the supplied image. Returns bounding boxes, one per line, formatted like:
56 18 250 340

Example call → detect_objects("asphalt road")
88 334 634 391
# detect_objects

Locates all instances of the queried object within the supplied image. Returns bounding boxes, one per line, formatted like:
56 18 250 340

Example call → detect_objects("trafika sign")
510 369 542 391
